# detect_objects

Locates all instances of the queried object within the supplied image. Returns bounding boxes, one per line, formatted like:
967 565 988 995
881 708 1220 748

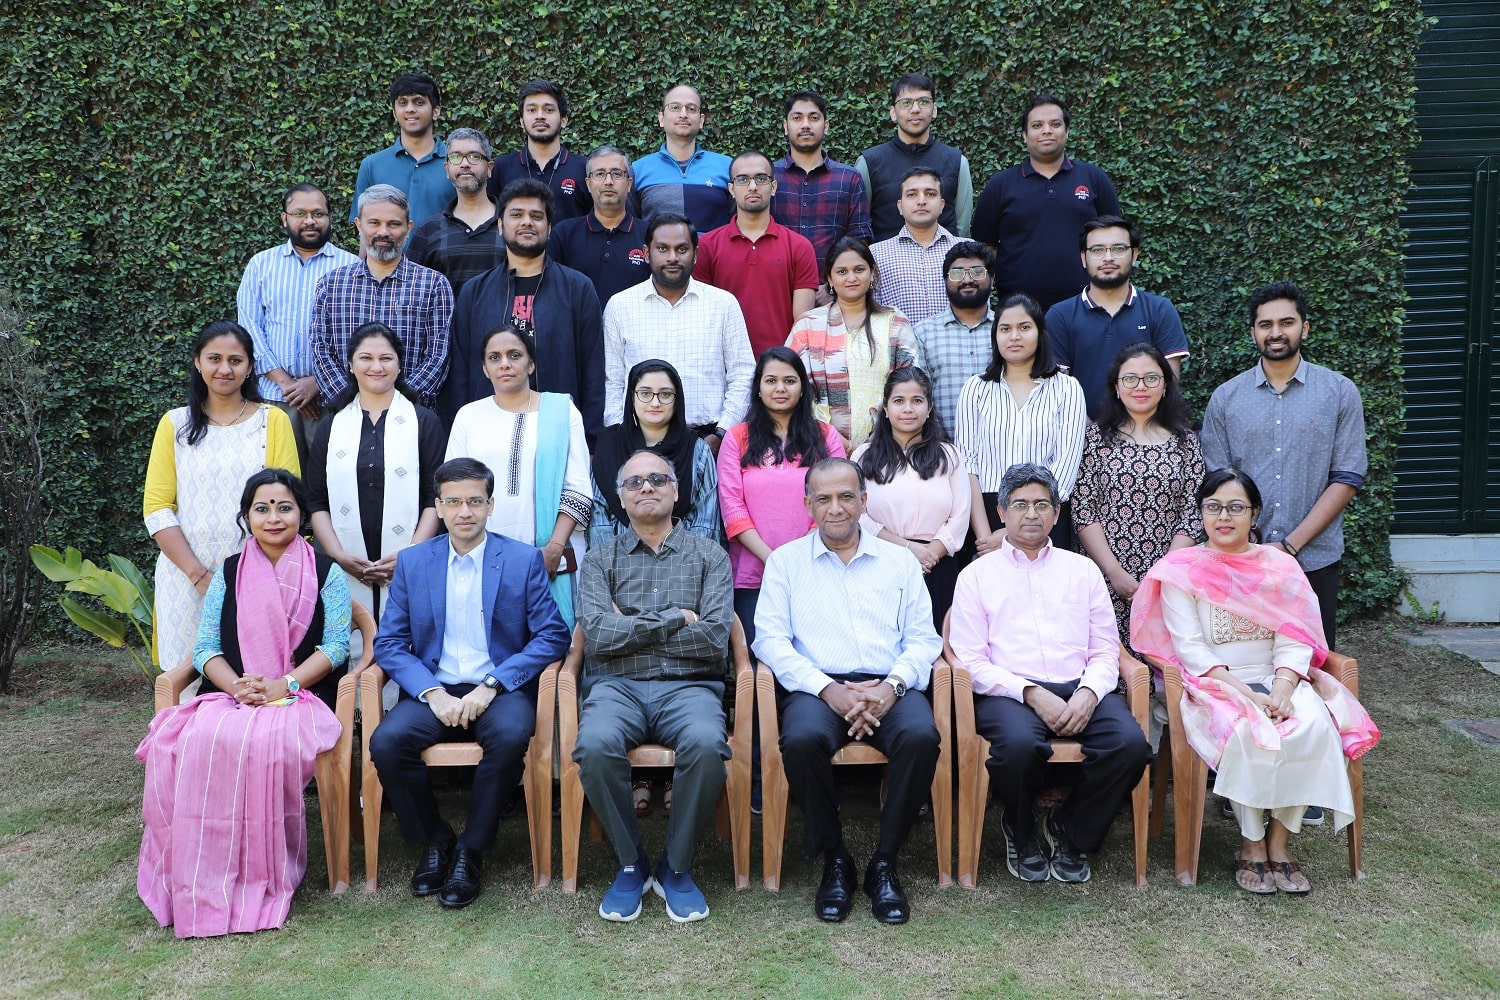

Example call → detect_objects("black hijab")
592 359 697 527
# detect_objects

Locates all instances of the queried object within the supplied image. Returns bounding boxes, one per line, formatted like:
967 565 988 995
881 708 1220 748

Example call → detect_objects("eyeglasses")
439 496 491 509
588 169 629 181
1201 501 1253 517
664 102 701 115
731 173 774 187
946 265 988 282
895 98 934 111
1006 499 1054 514
1118 373 1164 388
445 151 490 165
1085 244 1134 258
285 210 329 221
618 473 677 492
634 388 677 404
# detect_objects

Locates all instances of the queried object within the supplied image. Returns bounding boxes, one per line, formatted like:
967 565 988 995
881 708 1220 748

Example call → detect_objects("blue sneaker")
599 852 654 922
1302 805 1324 827
653 858 709 922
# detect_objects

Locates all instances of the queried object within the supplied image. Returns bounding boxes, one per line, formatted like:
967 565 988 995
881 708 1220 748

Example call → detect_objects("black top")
549 211 647 310
487 145 592 221
860 136 964 241
406 198 505 297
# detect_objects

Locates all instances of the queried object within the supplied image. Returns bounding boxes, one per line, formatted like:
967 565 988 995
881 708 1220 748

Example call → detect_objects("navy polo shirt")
488 145 592 221
1047 286 1190 417
549 211 648 309
971 157 1119 309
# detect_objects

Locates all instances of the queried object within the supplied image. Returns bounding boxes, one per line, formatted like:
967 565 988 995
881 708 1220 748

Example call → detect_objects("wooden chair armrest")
948 660 979 741
728 616 754 755
1143 654 1185 702
349 599 378 674
556 653 580 757
360 663 389 727
755 662 781 747
561 623 585 682
1322 651 1358 697
153 654 197 713
1117 645 1152 734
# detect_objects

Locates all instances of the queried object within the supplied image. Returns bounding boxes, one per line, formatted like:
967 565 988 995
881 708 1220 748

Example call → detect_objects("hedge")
0 0 1427 632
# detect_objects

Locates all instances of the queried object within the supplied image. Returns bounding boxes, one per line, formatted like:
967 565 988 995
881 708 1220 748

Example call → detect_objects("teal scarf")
533 392 574 627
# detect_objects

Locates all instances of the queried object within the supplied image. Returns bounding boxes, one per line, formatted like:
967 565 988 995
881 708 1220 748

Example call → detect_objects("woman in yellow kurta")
144 320 299 672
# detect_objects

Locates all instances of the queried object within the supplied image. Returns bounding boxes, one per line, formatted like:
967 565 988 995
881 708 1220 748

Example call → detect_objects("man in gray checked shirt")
573 449 734 924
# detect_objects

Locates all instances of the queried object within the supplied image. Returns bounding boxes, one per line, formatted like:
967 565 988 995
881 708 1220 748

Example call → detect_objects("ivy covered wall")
2 0 1427 622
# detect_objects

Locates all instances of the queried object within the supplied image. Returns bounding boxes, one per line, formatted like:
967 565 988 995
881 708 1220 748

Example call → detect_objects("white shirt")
602 277 755 431
433 541 491 689
954 372 1087 498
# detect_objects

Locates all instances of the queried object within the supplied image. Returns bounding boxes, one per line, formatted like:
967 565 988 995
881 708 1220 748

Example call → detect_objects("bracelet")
1282 539 1299 557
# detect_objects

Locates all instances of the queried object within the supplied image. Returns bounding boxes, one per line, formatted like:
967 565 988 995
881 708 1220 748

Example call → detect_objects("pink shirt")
850 442 971 556
949 537 1119 702
716 421 845 589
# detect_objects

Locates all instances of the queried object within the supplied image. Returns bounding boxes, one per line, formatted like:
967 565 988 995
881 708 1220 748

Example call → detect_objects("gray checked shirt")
576 521 734 680
912 306 995 434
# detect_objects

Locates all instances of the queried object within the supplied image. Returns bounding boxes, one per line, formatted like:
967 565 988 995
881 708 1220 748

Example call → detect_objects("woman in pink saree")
137 468 350 937
1131 468 1377 895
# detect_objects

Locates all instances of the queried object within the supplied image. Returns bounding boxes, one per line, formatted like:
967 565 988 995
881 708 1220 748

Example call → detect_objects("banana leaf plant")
29 545 156 679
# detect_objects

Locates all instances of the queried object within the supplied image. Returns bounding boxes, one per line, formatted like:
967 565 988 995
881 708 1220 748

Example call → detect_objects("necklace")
208 400 251 426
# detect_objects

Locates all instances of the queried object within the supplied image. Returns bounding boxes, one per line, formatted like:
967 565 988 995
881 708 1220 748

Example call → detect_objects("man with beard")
443 178 604 442
855 74 973 242
630 85 734 235
771 91 873 277
237 182 358 461
310 184 453 410
602 213 754 455
350 73 453 234
488 79 591 223
696 149 818 357
1201 282 1366 649
911 241 996 434
407 128 505 297
1046 216 1188 418
551 145 646 309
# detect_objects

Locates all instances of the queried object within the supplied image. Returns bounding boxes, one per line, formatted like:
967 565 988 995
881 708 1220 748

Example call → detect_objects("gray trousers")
573 677 730 872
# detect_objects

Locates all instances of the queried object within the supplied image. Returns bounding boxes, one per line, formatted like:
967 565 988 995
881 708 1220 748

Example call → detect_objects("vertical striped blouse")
953 372 1088 499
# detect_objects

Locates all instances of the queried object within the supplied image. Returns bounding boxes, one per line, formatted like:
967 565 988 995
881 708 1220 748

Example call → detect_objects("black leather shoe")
815 851 856 922
410 828 456 897
864 857 909 924
439 847 484 908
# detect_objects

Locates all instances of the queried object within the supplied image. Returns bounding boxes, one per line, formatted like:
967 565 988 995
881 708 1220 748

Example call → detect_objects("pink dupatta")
1130 545 1379 769
136 535 340 938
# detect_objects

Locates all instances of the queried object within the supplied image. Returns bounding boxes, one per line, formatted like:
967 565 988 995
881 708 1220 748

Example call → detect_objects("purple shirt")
771 154 874 270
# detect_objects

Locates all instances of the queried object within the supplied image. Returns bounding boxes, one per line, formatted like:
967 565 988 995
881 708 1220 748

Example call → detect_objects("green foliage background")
2 0 1426 626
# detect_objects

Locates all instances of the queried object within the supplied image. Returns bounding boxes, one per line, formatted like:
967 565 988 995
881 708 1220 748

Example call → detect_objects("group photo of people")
136 69 1380 940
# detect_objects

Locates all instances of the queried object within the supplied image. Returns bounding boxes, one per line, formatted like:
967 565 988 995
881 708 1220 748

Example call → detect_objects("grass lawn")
1 621 1497 1000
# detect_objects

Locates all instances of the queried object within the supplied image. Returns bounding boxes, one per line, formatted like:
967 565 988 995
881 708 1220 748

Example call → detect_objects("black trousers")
975 679 1151 854
779 676 940 859
368 681 537 851
1303 560 1340 651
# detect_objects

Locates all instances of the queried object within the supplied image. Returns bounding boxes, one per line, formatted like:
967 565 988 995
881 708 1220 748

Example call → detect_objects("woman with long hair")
144 320 299 673
1072 342 1204 644
307 322 445 619
137 468 350 936
786 236 920 453
589 359 721 546
852 366 970 629
954 293 1086 555
447 326 591 626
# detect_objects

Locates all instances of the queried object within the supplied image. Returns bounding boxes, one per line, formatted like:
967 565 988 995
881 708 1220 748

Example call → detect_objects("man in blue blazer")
371 457 571 909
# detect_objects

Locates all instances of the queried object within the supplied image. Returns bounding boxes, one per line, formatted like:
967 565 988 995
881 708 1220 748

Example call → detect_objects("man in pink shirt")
948 462 1150 883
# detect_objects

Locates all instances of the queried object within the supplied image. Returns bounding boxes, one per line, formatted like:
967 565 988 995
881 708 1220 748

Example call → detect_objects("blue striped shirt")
236 240 358 400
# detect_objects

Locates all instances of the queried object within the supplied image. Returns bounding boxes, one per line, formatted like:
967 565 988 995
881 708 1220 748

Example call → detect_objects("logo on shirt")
1074 185 1092 201
628 247 647 266
560 178 576 195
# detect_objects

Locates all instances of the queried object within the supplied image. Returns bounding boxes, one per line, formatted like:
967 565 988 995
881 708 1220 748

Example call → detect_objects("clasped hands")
821 679 897 739
340 553 397 589
1022 684 1098 738
428 685 497 728
1247 681 1297 723
232 672 293 706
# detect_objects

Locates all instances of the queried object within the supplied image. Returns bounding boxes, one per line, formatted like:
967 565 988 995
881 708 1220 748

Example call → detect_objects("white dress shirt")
433 541 491 689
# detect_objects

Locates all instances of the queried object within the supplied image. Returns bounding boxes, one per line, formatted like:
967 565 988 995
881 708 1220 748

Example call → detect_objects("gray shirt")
1200 357 1367 571
912 306 994 435
576 521 733 680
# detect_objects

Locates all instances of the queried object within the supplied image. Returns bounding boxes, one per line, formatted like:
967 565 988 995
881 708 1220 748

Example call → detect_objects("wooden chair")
755 654 953 891
555 616 754 893
354 658 561 891
1146 651 1365 885
152 599 377 895
946 611 1151 888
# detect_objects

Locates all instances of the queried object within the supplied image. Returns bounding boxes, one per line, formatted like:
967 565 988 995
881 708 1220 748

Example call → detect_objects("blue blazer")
374 531 571 696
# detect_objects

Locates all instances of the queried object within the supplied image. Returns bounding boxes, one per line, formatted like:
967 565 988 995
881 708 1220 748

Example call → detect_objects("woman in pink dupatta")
137 468 349 937
1131 468 1378 896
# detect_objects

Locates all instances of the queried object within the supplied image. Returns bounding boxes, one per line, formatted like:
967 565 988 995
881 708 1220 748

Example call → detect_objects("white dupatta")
327 392 421 612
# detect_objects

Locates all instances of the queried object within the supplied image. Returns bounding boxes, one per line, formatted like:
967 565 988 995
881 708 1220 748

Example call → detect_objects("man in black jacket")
443 178 604 444
854 73 973 242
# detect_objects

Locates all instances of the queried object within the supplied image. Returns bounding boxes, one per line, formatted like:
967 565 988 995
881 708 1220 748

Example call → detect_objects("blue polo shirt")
487 144 592 221
971 157 1119 309
550 211 648 309
350 137 454 229
628 144 733 233
1046 285 1190 417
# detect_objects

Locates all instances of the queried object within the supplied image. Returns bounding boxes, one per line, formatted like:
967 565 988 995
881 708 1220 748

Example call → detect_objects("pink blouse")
850 442 971 556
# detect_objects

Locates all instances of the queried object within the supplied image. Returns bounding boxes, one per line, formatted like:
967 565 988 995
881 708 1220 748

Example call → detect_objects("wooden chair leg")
1348 757 1365 880
1130 767 1149 888
726 754 751 890
1171 742 1206 886
714 787 731 838
359 673 384 893
1150 732 1171 840
930 666 954 888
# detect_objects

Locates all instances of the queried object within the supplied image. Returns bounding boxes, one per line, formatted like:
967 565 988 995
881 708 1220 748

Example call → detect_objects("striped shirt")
754 527 941 696
405 199 505 297
954 372 1088 499
309 257 454 409
602 277 755 431
871 225 956 325
911 306 995 435
236 240 359 400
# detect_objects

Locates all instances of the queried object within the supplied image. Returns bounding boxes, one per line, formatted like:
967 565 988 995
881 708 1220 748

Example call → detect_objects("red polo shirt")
696 216 819 357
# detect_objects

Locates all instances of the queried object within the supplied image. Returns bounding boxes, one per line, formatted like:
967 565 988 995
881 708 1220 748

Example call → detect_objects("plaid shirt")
871 225 956 325
405 199 505 298
771 154 873 269
577 521 734 680
912 306 995 434
310 257 453 408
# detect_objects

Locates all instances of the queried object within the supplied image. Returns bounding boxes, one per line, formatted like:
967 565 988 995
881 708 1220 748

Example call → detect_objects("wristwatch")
887 677 907 699
482 675 501 691
283 674 300 694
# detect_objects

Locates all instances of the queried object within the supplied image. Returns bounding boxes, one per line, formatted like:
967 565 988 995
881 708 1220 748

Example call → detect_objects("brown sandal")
1235 859 1276 894
1271 860 1310 895
632 780 652 817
